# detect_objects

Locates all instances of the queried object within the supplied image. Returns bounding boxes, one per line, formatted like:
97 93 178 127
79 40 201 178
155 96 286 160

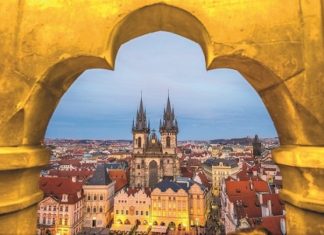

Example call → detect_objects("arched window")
100 195 103 200
93 207 96 213
94 195 97 200
99 206 103 213
87 207 90 213
166 136 171 148
138 137 142 148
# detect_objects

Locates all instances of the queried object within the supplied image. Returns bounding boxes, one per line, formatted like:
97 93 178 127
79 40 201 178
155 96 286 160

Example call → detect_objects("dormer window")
62 194 68 202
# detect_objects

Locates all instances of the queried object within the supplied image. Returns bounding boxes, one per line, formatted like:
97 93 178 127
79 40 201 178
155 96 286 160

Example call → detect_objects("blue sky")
45 32 277 140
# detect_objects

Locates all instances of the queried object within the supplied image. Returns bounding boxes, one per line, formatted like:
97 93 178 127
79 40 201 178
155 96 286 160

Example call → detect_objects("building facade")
37 177 84 235
130 95 180 188
151 178 207 232
203 158 240 195
83 165 115 229
113 187 151 226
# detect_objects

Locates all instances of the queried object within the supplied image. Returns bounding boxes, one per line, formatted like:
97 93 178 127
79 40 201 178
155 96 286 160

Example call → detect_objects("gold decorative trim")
0 146 50 170
0 191 43 214
280 189 324 213
272 145 324 168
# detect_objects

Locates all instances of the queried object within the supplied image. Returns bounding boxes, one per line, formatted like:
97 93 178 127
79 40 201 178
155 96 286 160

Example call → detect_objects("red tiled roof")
108 170 128 192
48 169 93 182
180 167 194 178
197 171 211 189
260 216 285 235
232 194 262 219
249 216 285 235
226 180 254 196
261 194 285 216
253 180 270 193
39 177 83 204
125 187 151 197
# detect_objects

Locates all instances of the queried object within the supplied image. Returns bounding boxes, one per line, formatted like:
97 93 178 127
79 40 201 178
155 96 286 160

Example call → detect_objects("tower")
252 134 262 157
132 95 150 154
159 94 178 154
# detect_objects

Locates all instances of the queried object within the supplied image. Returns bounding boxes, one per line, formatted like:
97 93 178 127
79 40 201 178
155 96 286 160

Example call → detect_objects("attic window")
62 194 68 202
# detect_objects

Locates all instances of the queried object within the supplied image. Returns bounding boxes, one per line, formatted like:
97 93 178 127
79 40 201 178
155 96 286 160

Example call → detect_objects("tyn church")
130 95 180 188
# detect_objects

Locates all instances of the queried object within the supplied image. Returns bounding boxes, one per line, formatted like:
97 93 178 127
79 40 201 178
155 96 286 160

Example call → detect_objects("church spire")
160 92 178 134
133 94 149 133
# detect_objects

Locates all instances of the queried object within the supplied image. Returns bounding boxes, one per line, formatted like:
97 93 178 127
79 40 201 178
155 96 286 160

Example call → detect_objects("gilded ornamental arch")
0 1 323 234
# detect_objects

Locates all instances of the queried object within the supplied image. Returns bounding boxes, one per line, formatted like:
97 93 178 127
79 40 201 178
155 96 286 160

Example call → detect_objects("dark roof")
154 178 206 192
154 180 184 192
203 158 238 168
86 164 112 185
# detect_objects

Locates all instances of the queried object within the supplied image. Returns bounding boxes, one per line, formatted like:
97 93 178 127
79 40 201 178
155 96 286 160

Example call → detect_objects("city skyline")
45 32 277 140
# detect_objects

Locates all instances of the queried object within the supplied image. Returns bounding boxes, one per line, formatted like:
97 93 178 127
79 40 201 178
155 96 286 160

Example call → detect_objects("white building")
37 177 84 235
83 165 115 229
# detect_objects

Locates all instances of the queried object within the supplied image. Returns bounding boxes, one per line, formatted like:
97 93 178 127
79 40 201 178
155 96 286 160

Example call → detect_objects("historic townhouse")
151 177 208 233
37 177 84 235
203 158 240 195
83 165 115 229
111 187 151 233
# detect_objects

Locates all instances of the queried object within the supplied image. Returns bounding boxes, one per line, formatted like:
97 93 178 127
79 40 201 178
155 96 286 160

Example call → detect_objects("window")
42 217 46 224
48 206 51 211
94 195 97 200
99 207 103 213
59 218 62 225
53 206 56 211
65 206 68 212
87 195 91 201
87 207 90 213
137 164 140 169
136 211 138 215
138 137 142 148
126 210 128 215
146 211 149 216
116 210 119 214
121 210 124 215
44 206 47 211
60 206 63 211
64 218 68 225
100 195 103 200
53 217 56 225
93 207 96 213
141 211 143 215
166 136 171 148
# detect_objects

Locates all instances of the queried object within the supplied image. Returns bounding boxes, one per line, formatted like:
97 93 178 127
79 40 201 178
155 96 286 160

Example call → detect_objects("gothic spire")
132 94 149 133
160 92 178 134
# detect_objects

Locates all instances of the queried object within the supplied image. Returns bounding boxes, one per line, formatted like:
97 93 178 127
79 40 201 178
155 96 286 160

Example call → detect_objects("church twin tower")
130 94 180 188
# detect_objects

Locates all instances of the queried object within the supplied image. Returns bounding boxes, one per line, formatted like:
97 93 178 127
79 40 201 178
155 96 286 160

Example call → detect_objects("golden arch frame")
0 1 323 234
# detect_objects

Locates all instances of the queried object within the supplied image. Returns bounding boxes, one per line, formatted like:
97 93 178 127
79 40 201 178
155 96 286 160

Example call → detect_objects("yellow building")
151 178 207 232
111 187 151 233
203 158 240 195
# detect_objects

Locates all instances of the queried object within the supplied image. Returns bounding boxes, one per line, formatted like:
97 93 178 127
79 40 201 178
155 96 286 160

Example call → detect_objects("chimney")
267 199 272 216
259 194 263 205
280 218 286 235
249 180 254 191
72 176 77 182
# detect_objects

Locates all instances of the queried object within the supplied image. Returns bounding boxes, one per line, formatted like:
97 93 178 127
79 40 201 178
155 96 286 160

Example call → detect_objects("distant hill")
209 137 252 145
